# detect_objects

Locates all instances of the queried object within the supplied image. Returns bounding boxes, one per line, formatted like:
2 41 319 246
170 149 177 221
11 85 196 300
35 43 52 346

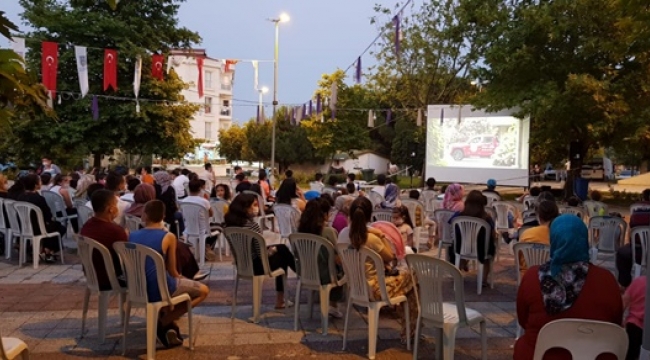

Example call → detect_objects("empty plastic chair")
0 327 29 360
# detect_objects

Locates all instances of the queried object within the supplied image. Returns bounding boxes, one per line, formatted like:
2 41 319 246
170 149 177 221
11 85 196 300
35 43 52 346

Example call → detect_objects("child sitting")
392 205 416 254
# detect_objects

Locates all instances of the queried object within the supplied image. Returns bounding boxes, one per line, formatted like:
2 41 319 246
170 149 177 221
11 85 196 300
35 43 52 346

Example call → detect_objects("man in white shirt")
372 174 387 197
181 179 217 260
200 163 215 193
120 177 140 202
172 168 190 199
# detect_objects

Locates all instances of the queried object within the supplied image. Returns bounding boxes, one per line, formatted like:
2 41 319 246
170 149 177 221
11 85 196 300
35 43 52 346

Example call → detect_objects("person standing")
40 157 61 176
200 163 215 192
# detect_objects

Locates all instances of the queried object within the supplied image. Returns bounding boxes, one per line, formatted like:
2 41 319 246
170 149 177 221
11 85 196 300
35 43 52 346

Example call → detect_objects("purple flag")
393 15 400 59
355 57 362 84
309 100 313 116
386 109 392 125
316 94 322 114
92 95 99 120
440 108 444 125
291 107 296 125
302 104 306 119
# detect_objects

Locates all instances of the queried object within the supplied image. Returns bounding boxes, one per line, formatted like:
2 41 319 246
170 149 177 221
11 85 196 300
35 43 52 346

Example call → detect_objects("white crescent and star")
46 56 54 64
106 53 114 62
155 62 162 69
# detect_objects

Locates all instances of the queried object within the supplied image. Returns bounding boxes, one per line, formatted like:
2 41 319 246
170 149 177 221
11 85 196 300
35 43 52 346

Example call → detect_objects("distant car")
449 135 499 161
618 170 639 179
543 164 557 181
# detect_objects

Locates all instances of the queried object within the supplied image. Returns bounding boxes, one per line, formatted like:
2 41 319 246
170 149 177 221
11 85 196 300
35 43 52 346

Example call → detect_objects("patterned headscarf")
382 183 399 208
153 171 172 193
442 183 464 212
538 214 590 315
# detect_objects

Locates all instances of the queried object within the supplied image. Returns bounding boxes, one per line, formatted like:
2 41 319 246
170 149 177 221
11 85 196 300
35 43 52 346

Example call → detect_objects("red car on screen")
449 135 499 161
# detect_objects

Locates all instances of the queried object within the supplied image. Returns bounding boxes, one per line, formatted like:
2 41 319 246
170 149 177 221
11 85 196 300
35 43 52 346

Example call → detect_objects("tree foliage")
10 0 201 166
217 124 248 162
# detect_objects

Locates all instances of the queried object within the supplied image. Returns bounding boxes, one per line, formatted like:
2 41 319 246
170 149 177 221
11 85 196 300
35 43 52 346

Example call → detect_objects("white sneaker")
328 307 343 318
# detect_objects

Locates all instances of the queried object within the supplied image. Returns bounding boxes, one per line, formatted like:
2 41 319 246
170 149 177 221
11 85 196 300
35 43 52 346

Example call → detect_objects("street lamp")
268 12 290 181
257 86 269 118
471 78 489 92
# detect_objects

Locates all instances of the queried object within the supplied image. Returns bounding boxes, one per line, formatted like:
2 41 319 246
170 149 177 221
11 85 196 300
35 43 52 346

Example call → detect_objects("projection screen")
425 105 530 187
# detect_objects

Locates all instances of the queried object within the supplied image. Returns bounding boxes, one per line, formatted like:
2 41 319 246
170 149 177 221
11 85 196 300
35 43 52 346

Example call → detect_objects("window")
205 97 212 114
205 122 212 140
222 100 230 107
205 71 212 89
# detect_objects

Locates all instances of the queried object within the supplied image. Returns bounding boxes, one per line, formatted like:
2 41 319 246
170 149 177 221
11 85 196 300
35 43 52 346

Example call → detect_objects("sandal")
274 299 294 309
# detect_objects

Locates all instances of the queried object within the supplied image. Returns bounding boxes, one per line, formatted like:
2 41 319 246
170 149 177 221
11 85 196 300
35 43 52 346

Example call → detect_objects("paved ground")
0 217 620 359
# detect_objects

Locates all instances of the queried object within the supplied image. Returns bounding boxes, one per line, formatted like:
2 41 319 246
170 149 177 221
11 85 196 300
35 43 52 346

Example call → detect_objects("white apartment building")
168 49 234 161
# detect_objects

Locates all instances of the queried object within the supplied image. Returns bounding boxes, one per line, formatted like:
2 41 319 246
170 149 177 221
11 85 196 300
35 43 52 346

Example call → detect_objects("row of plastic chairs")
0 198 65 269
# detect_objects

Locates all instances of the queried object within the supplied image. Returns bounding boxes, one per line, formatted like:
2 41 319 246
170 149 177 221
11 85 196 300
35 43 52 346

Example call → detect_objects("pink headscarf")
443 183 465 212
370 221 406 260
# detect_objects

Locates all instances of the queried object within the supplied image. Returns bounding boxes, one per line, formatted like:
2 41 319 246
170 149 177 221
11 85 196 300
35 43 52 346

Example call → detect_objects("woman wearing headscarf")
153 171 184 236
381 178 400 209
442 183 464 212
514 214 623 360
125 183 156 217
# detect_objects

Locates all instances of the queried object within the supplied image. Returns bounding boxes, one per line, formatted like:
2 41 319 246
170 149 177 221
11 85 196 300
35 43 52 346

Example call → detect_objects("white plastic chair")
588 216 627 262
406 254 487 360
532 319 628 360
78 236 126 342
451 216 494 294
484 207 497 222
367 191 384 209
523 195 538 210
337 227 350 245
113 242 194 360
630 202 650 214
124 214 142 233
513 242 550 338
76 205 94 231
0 198 13 260
0 328 29 360
273 204 300 242
209 200 229 257
559 206 584 219
339 247 410 359
42 190 77 228
3 200 20 261
13 202 64 269
483 192 501 205
413 226 429 252
180 202 220 265
289 233 346 336
371 210 392 223
309 182 324 192
401 199 425 227
73 198 88 209
492 201 515 231
223 227 288 323
631 226 650 278
420 190 438 214
583 200 608 218
434 209 455 259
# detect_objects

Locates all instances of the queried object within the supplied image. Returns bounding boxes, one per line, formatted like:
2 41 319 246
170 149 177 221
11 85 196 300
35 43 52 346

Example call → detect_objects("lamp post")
470 78 489 92
268 12 290 182
257 86 269 114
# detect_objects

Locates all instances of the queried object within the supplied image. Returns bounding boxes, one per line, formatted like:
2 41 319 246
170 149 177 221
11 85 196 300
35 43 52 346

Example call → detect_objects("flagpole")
269 13 289 182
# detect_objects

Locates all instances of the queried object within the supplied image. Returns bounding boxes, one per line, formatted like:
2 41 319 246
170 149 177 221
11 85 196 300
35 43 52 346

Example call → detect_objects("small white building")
168 49 234 162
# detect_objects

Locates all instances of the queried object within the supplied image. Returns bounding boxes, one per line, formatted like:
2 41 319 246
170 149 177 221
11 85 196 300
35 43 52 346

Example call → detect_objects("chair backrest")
180 202 210 236
484 206 497 222
401 199 425 226
522 209 536 219
77 235 121 292
492 201 514 229
0 197 7 231
309 182 324 192
406 254 468 326
289 233 339 287
41 190 65 216
631 226 650 268
583 200 608 218
523 195 538 210
338 247 388 304
371 210 393 223
124 214 142 233
559 206 584 219
113 242 172 305
4 199 20 234
483 192 501 204
451 216 492 258
273 204 300 238
421 190 438 212
630 202 650 214
223 227 271 278
337 226 350 245
13 201 47 237
73 198 88 209
513 242 550 284
588 216 627 253
367 191 384 209
532 319 628 360
434 209 456 243
76 205 94 230
210 200 227 224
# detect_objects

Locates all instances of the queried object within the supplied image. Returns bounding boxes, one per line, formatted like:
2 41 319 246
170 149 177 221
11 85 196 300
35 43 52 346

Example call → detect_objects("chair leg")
146 304 159 360
4 230 10 260
368 305 381 360
342 299 353 350
231 276 239 319
187 300 194 350
404 301 410 351
308 290 314 319
252 276 263 323
443 324 458 360
98 292 110 343
436 328 443 360
57 234 64 264
199 235 206 267
118 292 126 326
319 287 330 336
294 281 302 331
480 321 487 360
412 316 422 360
121 301 132 355
32 237 40 270
477 263 484 295
81 288 91 338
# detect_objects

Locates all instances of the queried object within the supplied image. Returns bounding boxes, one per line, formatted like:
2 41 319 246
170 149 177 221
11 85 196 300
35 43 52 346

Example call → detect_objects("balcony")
221 84 232 91
220 107 232 117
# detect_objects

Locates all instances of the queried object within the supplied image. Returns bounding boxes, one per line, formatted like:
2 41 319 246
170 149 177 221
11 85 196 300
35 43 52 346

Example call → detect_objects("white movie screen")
426 105 530 187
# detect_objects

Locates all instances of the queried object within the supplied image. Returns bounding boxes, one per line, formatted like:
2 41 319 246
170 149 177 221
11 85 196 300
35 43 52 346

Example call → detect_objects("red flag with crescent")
103 49 118 91
41 41 58 98
151 54 164 81
197 57 204 98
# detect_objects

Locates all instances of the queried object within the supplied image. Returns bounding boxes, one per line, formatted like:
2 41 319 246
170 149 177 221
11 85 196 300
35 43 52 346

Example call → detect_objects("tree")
15 0 201 167
217 124 248 162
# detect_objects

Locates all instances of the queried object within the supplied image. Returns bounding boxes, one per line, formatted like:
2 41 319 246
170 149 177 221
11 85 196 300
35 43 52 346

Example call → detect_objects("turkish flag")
197 57 204 98
225 59 238 72
41 41 58 98
151 54 164 81
103 49 118 91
